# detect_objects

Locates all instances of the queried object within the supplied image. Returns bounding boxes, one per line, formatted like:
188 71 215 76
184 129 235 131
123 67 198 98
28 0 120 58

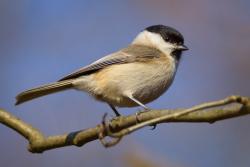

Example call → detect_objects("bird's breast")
130 56 177 104
89 55 177 107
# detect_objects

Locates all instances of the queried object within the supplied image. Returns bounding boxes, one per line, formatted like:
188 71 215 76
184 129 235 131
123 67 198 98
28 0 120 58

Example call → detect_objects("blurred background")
0 0 250 167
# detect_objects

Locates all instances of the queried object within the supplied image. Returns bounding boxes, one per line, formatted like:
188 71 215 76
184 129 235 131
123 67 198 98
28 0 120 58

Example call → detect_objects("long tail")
15 79 74 105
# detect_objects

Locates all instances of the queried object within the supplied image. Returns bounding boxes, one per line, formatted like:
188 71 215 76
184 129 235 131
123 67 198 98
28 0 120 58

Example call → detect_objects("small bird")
16 25 188 116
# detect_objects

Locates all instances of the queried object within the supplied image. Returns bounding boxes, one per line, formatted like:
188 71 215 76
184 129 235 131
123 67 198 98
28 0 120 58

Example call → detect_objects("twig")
0 95 249 153
98 113 123 147
106 95 248 138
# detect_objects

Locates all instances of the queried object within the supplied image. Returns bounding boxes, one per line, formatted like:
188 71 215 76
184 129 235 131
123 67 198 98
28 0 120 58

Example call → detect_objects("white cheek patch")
161 41 176 51
146 32 176 55
133 31 175 56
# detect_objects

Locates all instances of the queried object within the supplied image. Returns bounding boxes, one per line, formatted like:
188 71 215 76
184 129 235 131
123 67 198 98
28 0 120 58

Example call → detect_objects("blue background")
1 0 250 167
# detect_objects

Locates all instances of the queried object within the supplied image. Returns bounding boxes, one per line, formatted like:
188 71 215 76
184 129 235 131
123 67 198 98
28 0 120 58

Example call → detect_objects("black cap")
145 25 184 45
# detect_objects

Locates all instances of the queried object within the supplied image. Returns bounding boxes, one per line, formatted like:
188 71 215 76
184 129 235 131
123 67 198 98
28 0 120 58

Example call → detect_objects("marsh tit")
16 25 188 116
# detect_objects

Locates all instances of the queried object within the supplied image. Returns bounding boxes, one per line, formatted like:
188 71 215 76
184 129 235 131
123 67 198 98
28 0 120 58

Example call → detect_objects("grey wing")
58 45 162 81
58 51 132 81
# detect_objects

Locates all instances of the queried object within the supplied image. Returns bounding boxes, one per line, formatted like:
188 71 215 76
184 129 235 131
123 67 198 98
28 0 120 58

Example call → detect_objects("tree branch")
0 95 249 153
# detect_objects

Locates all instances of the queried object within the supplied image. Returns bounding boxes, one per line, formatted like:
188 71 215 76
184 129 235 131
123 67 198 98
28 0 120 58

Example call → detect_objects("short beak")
176 44 189 51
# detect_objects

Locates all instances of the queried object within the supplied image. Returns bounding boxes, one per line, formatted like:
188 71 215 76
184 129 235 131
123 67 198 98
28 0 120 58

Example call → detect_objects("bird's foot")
135 107 151 123
135 108 157 130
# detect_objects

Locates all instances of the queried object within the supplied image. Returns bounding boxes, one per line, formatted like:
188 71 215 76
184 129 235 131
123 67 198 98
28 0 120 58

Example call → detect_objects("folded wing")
59 45 162 81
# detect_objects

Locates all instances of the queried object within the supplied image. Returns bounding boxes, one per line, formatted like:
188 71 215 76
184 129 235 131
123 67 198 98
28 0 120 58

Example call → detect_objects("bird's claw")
135 108 157 130
135 107 151 123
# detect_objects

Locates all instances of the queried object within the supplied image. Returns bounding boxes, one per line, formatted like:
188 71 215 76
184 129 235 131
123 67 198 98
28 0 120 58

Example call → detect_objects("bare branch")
106 95 249 138
0 95 249 153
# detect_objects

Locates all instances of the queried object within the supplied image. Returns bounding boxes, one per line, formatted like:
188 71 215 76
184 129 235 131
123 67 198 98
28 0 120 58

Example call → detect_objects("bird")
15 25 188 116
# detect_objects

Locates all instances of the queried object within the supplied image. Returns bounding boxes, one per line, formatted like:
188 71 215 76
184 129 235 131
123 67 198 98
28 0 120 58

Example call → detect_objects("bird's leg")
126 95 150 111
127 95 150 120
126 94 156 129
108 103 121 117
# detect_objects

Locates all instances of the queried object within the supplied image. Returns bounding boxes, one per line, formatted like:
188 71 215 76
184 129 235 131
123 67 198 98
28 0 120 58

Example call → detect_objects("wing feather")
59 45 162 81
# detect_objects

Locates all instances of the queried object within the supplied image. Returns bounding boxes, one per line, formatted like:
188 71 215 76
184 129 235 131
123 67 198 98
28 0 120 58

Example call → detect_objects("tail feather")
15 80 74 105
